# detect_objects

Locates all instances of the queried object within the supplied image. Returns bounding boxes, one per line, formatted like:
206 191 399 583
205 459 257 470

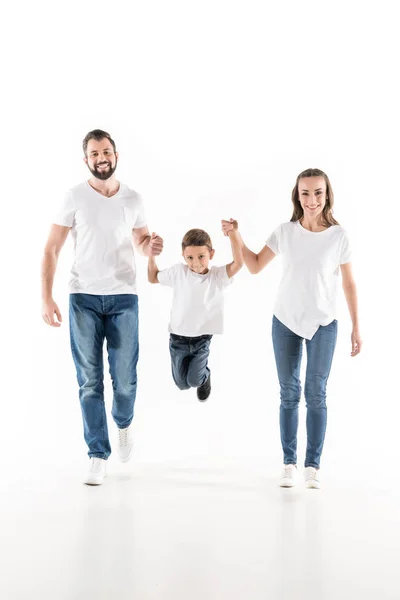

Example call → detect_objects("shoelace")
307 469 318 480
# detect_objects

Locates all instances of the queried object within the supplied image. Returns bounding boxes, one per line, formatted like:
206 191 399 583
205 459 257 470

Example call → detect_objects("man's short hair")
182 229 213 252
82 129 116 156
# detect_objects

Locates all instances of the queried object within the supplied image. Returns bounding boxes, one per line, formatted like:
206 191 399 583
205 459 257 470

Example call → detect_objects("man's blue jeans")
69 294 139 459
272 315 338 469
169 334 212 390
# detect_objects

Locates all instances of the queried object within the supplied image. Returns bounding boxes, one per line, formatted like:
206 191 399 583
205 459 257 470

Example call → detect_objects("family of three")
41 129 362 489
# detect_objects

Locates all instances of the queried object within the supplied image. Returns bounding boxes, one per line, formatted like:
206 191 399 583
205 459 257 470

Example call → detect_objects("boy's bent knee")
186 372 207 389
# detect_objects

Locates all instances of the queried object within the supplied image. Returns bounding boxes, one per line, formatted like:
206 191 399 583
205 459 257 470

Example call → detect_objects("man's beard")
89 159 118 180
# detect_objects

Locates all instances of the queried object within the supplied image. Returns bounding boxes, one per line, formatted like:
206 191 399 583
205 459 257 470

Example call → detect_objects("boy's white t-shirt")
53 181 147 295
157 263 233 336
266 221 352 340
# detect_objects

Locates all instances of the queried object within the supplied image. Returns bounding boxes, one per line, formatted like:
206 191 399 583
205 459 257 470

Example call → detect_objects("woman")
222 168 362 489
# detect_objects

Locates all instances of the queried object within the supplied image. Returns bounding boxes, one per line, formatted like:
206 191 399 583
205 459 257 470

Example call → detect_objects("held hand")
221 218 239 237
149 232 163 256
42 299 62 327
351 329 362 357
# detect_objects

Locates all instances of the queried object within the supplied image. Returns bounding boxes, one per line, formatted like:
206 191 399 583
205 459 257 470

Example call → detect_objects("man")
41 129 163 485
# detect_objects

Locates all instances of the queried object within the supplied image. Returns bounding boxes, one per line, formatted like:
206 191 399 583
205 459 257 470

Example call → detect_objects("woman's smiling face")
298 176 327 220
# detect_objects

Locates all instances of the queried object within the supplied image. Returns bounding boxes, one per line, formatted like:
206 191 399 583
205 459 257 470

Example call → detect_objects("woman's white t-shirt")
54 181 147 295
157 263 232 336
266 221 352 340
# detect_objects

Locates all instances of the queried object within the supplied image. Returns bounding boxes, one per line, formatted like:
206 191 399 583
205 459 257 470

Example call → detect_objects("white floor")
1 459 399 600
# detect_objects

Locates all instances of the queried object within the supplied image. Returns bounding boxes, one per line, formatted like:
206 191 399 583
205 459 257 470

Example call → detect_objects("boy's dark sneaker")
197 373 211 401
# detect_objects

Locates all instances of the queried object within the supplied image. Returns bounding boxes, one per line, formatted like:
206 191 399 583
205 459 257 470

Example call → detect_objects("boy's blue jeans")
169 334 212 390
69 293 139 459
272 315 338 469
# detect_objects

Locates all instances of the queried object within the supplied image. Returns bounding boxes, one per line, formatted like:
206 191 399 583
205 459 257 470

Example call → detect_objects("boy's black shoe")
197 373 211 401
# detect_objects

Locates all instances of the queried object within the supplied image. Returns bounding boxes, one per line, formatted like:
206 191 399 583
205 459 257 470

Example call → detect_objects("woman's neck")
299 215 328 232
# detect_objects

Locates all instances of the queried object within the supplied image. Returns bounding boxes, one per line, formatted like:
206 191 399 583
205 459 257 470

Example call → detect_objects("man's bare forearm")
136 234 152 256
41 250 58 301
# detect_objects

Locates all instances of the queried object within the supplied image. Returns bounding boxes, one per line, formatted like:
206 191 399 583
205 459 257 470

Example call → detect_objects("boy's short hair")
182 229 213 252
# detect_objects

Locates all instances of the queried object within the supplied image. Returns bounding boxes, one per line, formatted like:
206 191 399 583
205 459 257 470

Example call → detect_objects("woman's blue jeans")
272 315 338 469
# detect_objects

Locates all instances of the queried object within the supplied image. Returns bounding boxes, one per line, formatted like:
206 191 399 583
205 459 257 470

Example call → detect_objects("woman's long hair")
290 168 339 226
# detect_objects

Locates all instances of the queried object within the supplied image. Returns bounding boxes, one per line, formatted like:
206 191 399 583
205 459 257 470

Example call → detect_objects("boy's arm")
148 255 160 284
225 220 244 278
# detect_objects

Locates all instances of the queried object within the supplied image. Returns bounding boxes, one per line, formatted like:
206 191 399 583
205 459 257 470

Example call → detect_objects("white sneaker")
304 467 321 489
279 464 298 487
117 425 133 463
84 457 107 486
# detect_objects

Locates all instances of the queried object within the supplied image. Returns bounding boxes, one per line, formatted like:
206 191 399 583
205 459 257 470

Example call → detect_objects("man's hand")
221 218 239 236
149 232 163 256
42 299 62 327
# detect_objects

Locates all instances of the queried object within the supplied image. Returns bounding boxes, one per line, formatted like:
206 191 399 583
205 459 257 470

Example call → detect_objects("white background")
2 0 399 480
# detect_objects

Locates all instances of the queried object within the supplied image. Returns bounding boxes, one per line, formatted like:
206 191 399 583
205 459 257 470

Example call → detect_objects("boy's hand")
221 218 238 236
149 232 163 256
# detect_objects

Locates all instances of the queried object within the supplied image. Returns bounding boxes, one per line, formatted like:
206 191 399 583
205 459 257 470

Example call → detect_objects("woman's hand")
351 328 362 357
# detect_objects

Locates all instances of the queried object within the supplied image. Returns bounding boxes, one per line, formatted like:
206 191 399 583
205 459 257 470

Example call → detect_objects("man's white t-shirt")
266 221 352 340
157 263 233 336
54 181 147 295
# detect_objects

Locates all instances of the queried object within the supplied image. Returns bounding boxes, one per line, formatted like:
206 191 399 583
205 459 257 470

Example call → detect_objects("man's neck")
88 176 120 198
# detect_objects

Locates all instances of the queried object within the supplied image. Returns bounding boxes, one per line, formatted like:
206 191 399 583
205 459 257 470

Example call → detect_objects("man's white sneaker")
117 425 133 463
304 467 321 489
84 457 107 486
279 464 298 487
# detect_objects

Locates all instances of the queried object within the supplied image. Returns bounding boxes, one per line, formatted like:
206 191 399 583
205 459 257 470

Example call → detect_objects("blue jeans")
272 315 338 469
69 294 139 459
169 334 212 390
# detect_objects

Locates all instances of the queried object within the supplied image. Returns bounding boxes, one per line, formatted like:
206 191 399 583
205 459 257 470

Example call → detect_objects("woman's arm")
340 262 362 356
221 220 276 274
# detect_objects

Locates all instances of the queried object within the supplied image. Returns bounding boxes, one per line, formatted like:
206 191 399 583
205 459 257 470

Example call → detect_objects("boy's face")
182 245 215 274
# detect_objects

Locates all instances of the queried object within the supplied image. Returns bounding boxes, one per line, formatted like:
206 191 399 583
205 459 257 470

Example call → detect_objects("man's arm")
133 227 163 257
224 220 244 278
41 224 70 327
148 255 160 284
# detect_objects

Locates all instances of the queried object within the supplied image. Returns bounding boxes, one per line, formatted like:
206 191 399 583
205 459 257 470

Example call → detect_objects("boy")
148 221 243 400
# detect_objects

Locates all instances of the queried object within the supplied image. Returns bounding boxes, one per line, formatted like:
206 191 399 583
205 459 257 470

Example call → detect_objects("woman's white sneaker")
279 464 298 487
84 457 107 486
117 425 133 462
304 467 321 489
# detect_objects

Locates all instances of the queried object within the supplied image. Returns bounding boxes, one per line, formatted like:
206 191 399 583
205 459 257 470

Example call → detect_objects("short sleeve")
157 264 180 287
265 225 282 255
213 265 232 289
53 191 75 227
133 194 147 229
340 231 352 264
